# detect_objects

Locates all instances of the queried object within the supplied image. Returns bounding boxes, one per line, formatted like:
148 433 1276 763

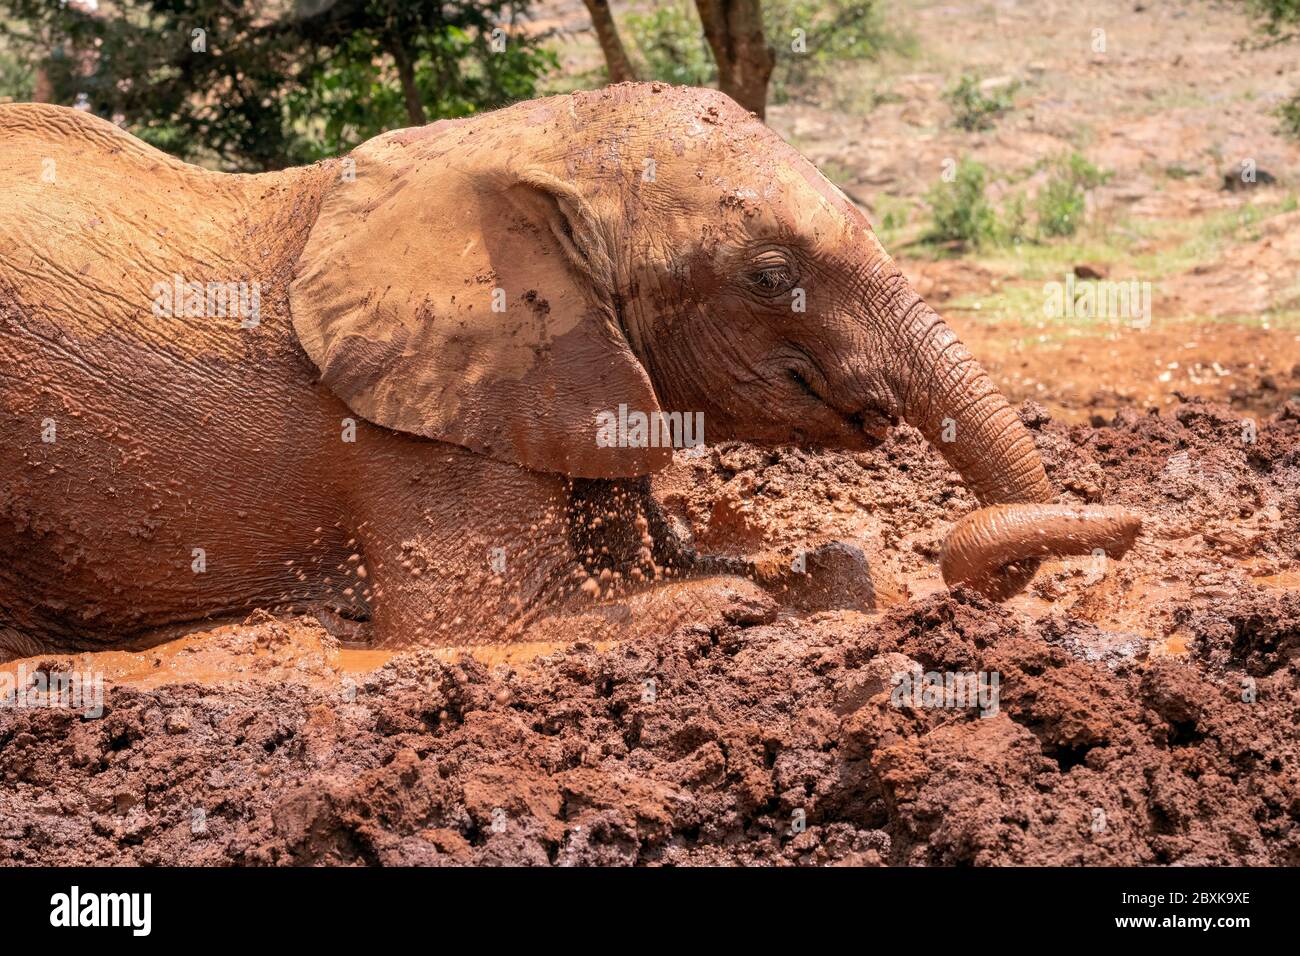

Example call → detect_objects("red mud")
2 398 1296 865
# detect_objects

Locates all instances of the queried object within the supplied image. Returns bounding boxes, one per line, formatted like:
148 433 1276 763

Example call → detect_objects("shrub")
0 46 32 102
623 2 716 87
1279 95 1300 139
943 73 1018 131
1243 2 1300 137
1036 175 1086 238
926 159 999 246
1036 153 1109 238
765 0 894 101
1000 192 1030 245
623 0 896 102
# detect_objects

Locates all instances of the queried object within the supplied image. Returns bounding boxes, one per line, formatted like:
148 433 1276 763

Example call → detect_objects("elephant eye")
745 250 799 299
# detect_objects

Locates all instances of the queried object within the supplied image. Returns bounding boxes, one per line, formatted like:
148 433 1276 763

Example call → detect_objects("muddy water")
0 627 609 691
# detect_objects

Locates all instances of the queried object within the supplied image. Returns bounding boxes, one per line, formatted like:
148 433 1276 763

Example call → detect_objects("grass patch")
966 199 1295 281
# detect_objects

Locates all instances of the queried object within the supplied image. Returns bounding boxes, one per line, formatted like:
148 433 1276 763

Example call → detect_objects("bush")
1243 1 1300 138
623 0 894 102
925 154 1107 249
765 0 893 101
926 159 999 246
623 2 716 87
944 73 1018 131
1036 176 1086 238
0 46 32 102
1279 95 1300 139
1000 192 1030 245
1036 153 1109 238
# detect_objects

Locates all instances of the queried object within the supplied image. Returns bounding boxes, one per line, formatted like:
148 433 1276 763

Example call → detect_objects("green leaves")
1036 154 1109 239
621 0 895 104
926 159 999 247
943 74 1018 132
1242 0 1300 139
624 2 717 88
1 0 558 171
924 153 1110 248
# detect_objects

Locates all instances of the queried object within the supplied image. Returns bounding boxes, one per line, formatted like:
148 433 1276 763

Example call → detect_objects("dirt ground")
2 0 1298 866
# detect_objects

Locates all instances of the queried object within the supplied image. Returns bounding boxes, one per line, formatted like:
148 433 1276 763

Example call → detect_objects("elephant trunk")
878 290 1142 598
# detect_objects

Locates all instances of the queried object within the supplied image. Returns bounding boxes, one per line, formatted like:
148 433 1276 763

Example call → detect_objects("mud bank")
1 399 1297 865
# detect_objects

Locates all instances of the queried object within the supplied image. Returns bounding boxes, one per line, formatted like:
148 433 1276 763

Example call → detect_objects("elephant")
0 84 1140 659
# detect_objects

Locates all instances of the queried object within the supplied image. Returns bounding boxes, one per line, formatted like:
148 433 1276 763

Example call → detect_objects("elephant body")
0 106 584 653
0 87 1139 658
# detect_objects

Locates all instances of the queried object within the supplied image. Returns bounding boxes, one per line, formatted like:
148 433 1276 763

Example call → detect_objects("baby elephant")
0 84 1138 657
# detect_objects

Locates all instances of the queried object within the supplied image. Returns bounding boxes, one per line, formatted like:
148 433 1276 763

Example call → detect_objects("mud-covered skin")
1 86 1137 654
0 107 352 648
941 504 1143 600
0 106 583 651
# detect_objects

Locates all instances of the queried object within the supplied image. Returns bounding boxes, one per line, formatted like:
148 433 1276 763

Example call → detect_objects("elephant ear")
289 127 671 479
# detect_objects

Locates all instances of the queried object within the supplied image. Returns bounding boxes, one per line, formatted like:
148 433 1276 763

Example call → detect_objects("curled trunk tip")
940 504 1143 601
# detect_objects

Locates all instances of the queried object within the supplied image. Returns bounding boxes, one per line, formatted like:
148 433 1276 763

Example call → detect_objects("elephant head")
290 84 1140 600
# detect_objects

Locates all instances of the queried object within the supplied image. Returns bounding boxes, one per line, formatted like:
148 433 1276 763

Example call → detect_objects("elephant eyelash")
751 267 792 291
745 256 800 298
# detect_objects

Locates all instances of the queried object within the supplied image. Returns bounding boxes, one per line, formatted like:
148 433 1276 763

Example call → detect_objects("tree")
694 0 773 118
584 0 774 118
0 0 558 170
582 0 637 82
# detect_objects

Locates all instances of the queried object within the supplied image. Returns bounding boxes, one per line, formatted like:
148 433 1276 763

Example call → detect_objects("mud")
2 398 1296 866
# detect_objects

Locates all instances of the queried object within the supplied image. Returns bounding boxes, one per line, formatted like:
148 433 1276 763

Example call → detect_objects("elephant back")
0 103 319 369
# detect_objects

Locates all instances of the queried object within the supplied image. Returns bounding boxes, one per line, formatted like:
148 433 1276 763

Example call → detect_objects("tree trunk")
388 35 427 127
695 0 774 119
32 66 54 103
582 0 638 83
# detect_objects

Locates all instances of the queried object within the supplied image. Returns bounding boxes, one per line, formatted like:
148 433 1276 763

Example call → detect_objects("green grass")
916 194 1297 276
928 195 1300 333
946 285 1300 333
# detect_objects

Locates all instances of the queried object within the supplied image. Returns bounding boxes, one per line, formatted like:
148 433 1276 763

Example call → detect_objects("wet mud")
2 397 1296 865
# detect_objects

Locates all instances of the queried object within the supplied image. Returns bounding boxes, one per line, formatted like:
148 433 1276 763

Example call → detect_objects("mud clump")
1 592 1295 866
1 400 1297 865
